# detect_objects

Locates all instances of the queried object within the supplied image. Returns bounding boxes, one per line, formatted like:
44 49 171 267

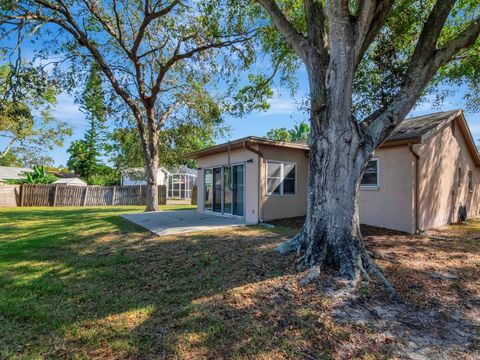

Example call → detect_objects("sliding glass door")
223 166 232 214
204 164 244 217
213 167 222 212
232 164 244 217
204 169 213 211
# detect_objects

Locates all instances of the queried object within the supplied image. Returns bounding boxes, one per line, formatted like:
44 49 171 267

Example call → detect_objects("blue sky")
2 46 479 167
43 80 480 167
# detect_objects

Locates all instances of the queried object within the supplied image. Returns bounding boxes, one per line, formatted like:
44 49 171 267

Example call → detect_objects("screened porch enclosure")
167 173 197 200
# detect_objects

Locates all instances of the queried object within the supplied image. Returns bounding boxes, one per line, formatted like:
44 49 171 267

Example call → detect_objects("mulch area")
268 216 407 236
268 216 480 359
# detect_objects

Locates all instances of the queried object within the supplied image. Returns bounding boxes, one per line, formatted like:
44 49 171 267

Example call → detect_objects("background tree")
23 165 57 184
79 63 109 179
111 118 225 172
265 127 292 142
254 0 480 286
1 0 264 211
288 121 309 141
266 121 310 142
0 61 71 161
6 165 57 184
0 151 21 166
66 64 113 183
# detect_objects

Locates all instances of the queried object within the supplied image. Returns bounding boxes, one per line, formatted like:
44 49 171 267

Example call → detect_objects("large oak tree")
255 0 480 287
0 0 260 211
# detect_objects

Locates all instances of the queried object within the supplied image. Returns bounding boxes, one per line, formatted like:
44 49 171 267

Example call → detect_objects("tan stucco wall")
259 145 309 221
359 146 416 233
194 118 480 233
196 147 259 223
417 120 480 230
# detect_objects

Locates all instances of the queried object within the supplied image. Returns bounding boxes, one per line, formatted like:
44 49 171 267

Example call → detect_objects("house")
0 166 33 184
121 166 197 200
189 110 480 233
52 177 88 186
121 167 171 186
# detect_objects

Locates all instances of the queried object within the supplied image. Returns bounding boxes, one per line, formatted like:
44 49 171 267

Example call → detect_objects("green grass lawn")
1 206 333 359
2 206 478 359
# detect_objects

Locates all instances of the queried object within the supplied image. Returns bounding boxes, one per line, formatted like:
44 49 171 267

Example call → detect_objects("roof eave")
380 138 422 148
187 137 308 159
456 111 480 167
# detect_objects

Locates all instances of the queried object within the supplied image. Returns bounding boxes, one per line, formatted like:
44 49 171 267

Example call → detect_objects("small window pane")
283 179 295 194
267 178 281 194
361 160 378 186
364 161 377 173
285 164 295 179
267 162 282 178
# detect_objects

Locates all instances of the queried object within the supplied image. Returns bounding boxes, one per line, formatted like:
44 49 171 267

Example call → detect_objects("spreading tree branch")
303 0 327 59
256 0 308 60
354 0 396 68
365 11 480 150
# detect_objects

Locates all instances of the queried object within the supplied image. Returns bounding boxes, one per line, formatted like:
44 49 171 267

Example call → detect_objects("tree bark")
145 153 159 211
276 116 390 287
276 52 391 288
137 108 160 212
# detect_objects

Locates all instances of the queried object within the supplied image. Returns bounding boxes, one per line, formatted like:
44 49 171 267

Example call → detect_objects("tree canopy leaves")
0 61 72 162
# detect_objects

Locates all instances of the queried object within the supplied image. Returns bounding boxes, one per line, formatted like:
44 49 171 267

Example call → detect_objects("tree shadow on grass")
4 214 337 358
3 207 479 359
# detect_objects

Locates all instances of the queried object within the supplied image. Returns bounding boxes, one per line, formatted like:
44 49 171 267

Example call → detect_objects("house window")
361 159 379 187
266 161 296 195
468 170 473 192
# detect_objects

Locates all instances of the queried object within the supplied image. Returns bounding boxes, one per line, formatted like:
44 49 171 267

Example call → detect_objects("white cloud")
52 92 84 125
257 90 304 117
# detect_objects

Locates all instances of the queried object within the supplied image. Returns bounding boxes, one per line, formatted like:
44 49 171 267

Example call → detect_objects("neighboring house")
0 166 33 184
121 166 197 200
189 110 480 233
52 177 88 186
121 167 171 186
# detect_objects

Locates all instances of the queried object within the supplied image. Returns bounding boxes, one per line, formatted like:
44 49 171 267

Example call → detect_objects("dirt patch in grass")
1 208 479 359
267 217 480 359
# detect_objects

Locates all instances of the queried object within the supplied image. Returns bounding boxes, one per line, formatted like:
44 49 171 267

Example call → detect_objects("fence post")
52 185 58 207
20 184 24 207
82 187 88 206
111 186 116 205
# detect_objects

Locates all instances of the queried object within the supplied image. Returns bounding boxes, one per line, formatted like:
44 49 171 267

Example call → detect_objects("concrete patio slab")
121 210 254 235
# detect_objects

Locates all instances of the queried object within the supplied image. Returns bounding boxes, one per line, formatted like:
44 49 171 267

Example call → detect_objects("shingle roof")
387 110 460 142
260 111 461 146
0 166 33 180
189 110 479 163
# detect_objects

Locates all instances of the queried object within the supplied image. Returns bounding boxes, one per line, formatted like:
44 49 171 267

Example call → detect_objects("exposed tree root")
275 229 396 294
274 226 307 255
298 265 321 286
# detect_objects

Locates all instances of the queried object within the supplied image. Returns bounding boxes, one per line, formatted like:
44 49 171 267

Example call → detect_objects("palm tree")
288 121 310 142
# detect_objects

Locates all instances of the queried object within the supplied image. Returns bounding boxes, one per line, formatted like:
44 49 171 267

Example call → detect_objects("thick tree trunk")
276 76 391 289
145 154 159 211
277 133 389 287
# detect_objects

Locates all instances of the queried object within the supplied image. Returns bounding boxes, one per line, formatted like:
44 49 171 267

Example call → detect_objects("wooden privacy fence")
0 184 166 207
0 186 20 207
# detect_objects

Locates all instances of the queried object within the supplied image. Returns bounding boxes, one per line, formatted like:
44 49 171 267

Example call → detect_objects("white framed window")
361 159 379 188
266 161 296 195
